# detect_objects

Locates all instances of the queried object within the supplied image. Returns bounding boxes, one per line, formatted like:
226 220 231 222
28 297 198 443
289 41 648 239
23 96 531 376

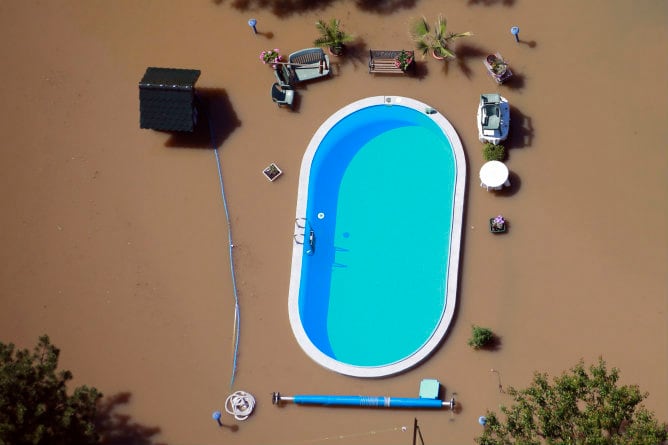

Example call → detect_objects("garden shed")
139 67 201 132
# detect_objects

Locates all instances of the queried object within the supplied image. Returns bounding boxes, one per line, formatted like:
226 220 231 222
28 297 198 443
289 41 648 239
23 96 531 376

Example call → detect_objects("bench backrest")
289 48 326 65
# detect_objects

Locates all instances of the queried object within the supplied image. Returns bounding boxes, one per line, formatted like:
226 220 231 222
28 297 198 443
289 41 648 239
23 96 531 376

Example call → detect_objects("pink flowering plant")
394 50 413 71
260 49 283 68
491 215 505 230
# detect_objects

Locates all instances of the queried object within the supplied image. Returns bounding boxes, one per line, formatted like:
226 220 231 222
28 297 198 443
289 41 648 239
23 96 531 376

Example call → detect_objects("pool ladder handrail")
294 217 306 244
293 217 315 255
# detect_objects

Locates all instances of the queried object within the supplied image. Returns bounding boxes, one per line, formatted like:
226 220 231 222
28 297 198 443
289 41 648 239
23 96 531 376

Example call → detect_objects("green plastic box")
419 379 440 399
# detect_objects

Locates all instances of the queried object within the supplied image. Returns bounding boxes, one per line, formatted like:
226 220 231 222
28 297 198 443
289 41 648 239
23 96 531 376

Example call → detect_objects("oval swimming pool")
289 96 466 377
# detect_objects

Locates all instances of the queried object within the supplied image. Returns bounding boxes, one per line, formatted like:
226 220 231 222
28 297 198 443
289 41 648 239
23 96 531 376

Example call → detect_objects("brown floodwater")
1 1 666 444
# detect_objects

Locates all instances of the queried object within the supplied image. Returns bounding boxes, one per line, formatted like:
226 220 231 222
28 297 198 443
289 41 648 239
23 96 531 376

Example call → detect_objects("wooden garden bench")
368 50 414 74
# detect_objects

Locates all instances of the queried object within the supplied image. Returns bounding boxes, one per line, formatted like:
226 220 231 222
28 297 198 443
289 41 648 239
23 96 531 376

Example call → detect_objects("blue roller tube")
272 392 455 409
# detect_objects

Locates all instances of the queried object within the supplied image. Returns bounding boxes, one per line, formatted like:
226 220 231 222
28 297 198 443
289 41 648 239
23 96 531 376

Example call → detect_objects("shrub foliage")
476 358 667 445
468 325 494 349
483 143 506 161
0 335 102 445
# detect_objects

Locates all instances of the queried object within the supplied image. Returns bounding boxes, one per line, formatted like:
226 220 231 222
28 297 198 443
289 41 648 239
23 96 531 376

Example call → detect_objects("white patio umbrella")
479 160 510 191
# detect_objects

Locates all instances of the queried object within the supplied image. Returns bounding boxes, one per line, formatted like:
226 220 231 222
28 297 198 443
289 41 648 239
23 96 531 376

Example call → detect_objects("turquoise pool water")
289 97 465 377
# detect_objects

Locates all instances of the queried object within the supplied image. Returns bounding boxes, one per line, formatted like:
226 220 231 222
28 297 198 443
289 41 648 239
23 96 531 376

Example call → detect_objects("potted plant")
313 18 354 56
489 215 507 233
263 163 283 182
410 15 473 60
394 50 414 72
486 54 508 75
260 49 283 68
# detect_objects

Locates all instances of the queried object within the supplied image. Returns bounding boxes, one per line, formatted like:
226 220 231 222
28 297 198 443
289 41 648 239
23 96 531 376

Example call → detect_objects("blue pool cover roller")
272 392 455 410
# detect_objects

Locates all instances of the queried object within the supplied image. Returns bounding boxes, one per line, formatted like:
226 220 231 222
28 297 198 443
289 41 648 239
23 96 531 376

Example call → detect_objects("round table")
479 161 510 190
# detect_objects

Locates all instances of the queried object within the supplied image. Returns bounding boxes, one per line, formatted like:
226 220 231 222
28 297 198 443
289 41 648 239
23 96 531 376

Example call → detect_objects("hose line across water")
207 108 241 389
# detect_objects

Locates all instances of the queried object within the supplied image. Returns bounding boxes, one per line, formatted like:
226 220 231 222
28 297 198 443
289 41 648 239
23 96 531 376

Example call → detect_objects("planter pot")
484 52 513 84
263 163 283 182
489 218 507 233
492 62 508 76
486 54 506 72
329 45 345 56
431 49 445 60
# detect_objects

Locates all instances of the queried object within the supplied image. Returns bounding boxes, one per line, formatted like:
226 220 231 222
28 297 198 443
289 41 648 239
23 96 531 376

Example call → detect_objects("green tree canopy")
0 335 102 445
476 358 667 445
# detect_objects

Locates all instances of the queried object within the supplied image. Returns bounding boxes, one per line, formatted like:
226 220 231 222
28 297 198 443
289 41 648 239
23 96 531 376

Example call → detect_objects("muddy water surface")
1 1 666 444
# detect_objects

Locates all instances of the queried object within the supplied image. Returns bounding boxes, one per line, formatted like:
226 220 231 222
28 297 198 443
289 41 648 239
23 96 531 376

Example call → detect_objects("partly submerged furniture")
289 48 331 82
419 379 441 399
271 83 295 108
477 93 510 144
483 53 513 84
479 160 511 191
263 162 283 182
368 50 415 74
273 66 291 88
139 67 201 132
275 48 331 86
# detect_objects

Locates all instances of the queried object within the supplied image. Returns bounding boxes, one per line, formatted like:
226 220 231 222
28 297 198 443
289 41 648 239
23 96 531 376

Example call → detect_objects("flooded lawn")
0 1 666 444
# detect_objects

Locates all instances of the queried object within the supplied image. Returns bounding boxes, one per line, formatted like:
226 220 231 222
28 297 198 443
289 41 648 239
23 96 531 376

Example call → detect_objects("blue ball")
212 410 222 420
478 416 487 426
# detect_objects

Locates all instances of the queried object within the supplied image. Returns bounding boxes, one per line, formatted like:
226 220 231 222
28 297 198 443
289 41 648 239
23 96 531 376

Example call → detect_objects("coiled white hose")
225 390 256 421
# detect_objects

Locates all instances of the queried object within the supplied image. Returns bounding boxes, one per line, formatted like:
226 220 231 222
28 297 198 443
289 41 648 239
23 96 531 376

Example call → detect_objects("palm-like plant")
410 15 473 60
314 19 354 56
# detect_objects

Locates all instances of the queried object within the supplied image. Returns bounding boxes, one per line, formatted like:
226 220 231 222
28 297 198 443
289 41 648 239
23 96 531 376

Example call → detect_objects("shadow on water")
411 59 429 80
288 89 303 112
480 334 503 351
214 0 334 17
336 39 369 71
467 0 515 6
354 0 418 14
453 43 488 79
164 88 241 150
212 0 419 16
491 171 521 197
502 71 526 91
507 106 534 150
95 392 164 445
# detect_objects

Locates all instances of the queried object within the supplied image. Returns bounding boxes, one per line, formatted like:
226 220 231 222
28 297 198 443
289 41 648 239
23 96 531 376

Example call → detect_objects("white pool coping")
288 96 466 378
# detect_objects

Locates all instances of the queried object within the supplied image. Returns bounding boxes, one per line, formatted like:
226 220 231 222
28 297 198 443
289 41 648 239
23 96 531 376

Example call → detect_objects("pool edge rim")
288 95 467 378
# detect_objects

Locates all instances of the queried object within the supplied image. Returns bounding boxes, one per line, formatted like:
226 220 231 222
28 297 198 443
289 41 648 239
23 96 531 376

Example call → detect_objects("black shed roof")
139 67 201 132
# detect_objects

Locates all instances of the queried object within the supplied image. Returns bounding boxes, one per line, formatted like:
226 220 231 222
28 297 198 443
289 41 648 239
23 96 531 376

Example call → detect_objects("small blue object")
212 411 222 420
510 26 520 42
248 18 258 34
479 416 487 426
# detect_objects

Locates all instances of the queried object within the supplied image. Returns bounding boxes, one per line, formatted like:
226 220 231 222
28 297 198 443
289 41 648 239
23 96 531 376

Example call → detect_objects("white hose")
225 390 256 421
